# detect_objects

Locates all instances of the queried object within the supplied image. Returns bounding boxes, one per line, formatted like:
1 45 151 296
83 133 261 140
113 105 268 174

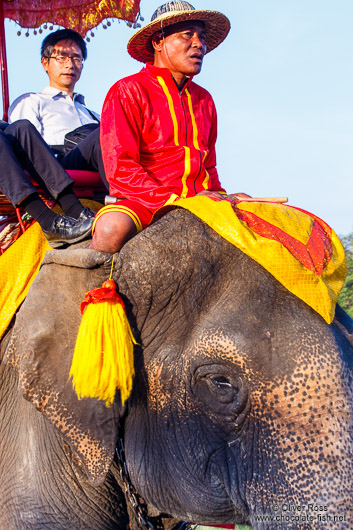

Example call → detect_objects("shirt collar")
41 86 86 104
144 64 193 92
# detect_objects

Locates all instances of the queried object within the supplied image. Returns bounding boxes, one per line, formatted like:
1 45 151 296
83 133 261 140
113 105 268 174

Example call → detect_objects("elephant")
1 207 353 529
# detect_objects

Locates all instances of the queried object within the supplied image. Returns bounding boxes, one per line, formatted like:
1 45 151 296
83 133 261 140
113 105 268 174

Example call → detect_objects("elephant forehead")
142 304 341 395
187 325 302 381
149 316 349 396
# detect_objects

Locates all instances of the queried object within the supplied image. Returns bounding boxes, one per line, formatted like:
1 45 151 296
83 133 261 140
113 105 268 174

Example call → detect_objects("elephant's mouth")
119 435 247 527
115 420 194 528
122 410 251 526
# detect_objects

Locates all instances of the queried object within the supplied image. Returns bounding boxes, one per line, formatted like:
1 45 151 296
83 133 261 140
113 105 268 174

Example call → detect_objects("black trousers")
0 120 74 206
0 120 108 207
60 127 108 189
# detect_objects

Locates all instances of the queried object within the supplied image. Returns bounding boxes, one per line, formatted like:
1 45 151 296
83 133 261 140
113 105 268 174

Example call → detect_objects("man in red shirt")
91 1 231 253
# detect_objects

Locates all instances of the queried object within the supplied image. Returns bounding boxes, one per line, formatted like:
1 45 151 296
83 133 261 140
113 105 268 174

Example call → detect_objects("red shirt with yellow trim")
100 63 226 212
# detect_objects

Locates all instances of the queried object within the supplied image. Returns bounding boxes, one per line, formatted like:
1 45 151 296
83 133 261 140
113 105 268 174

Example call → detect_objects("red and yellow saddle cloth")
0 196 346 340
169 195 346 324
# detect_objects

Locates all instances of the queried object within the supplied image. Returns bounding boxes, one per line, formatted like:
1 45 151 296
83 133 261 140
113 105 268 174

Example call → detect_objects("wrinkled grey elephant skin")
1 208 353 529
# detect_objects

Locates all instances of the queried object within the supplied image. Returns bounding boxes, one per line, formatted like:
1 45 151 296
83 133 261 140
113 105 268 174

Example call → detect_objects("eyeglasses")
49 55 84 67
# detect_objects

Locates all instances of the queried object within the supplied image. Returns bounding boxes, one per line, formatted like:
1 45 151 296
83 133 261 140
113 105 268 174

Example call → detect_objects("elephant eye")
192 368 247 413
210 375 232 388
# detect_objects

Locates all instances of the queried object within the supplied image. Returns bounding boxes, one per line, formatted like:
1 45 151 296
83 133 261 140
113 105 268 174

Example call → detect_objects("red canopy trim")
3 0 141 37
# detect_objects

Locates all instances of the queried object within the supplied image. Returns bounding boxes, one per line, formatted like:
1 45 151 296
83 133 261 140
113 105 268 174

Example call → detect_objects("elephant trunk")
238 385 353 527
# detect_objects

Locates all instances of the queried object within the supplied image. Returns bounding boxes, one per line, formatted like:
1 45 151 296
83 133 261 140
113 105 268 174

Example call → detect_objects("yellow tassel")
70 263 136 406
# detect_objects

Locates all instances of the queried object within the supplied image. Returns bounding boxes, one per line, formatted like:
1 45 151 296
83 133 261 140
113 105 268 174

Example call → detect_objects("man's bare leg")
90 211 137 253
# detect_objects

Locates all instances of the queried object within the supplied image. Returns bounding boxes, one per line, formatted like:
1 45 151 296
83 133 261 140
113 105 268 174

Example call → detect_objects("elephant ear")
4 248 121 485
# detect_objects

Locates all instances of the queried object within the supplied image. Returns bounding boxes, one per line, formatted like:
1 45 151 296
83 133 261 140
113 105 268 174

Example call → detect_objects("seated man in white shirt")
9 28 106 184
0 30 104 247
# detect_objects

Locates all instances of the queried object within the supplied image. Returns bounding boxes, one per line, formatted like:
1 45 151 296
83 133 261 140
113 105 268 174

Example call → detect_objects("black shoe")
78 207 96 221
42 214 94 248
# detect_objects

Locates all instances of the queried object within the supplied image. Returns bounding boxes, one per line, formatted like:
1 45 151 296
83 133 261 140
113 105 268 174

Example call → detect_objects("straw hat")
127 1 230 63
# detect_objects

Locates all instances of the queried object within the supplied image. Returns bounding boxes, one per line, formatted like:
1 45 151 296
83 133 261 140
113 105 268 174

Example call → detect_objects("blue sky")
3 0 353 235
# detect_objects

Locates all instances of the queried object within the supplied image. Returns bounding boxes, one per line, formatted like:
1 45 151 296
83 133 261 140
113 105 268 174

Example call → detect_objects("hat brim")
127 9 230 63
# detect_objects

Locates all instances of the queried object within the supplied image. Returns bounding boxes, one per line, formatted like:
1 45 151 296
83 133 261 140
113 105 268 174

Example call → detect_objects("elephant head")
2 208 353 528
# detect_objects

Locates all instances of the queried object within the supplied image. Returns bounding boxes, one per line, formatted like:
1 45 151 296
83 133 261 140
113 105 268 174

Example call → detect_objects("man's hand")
228 192 252 201
195 190 228 200
196 190 253 201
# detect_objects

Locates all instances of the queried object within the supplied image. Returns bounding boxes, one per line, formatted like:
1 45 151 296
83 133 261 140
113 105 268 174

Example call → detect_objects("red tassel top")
80 280 125 314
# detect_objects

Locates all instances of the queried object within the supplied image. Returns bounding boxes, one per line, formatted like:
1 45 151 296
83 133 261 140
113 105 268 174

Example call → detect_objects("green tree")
338 232 353 318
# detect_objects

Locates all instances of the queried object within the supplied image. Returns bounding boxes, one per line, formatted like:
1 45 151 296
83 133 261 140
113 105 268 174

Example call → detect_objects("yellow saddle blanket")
0 200 100 340
172 196 346 324
0 197 346 340
0 222 50 339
